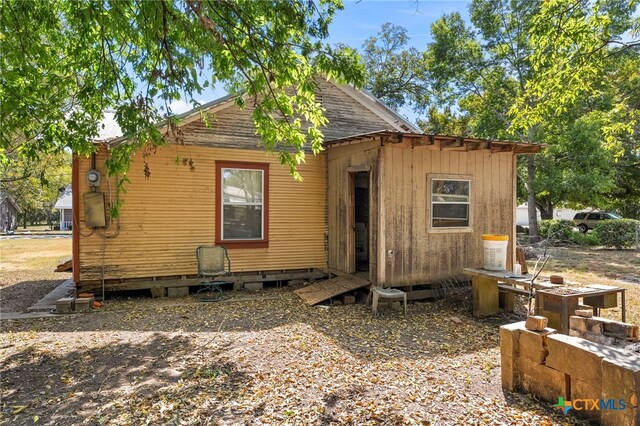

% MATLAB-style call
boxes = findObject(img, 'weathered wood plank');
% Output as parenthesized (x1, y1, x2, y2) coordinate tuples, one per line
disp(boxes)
(294, 274, 370, 305)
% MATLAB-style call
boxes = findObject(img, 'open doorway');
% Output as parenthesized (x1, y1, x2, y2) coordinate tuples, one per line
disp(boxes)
(353, 171, 369, 272)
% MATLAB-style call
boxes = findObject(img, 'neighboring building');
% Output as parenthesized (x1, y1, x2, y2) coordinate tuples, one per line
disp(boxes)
(72, 79, 540, 292)
(54, 187, 73, 230)
(515, 203, 585, 227)
(0, 192, 20, 233)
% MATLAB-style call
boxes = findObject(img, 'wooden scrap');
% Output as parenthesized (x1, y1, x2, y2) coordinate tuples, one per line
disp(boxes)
(515, 248, 528, 274)
(294, 274, 370, 305)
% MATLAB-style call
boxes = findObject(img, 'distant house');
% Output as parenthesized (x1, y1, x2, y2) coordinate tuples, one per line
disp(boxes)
(515, 203, 584, 227)
(72, 79, 541, 293)
(0, 192, 20, 233)
(55, 187, 73, 230)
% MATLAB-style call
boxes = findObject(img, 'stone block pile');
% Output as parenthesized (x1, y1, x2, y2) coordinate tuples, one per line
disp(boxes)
(501, 320, 639, 425)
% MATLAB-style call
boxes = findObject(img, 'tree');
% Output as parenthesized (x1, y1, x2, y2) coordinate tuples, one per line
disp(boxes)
(1, 0, 363, 185)
(422, 0, 638, 237)
(1, 152, 72, 229)
(360, 23, 430, 111)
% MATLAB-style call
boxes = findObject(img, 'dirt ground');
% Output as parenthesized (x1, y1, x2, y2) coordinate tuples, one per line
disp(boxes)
(0, 238, 71, 313)
(0, 241, 638, 425)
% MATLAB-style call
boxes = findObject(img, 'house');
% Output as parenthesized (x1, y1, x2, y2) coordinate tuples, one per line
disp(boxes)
(0, 192, 20, 233)
(72, 79, 540, 293)
(54, 187, 73, 230)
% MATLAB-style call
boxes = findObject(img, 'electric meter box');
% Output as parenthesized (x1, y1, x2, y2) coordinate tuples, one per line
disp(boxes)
(84, 192, 106, 228)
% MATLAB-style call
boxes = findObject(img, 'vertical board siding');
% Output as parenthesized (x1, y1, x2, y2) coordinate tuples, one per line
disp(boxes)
(378, 144, 515, 286)
(77, 145, 326, 283)
(326, 139, 381, 275)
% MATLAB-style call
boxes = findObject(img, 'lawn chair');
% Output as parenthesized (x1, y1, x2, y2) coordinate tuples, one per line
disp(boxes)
(196, 245, 231, 300)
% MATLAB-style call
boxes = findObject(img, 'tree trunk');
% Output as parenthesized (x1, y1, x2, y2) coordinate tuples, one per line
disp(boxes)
(526, 155, 539, 242)
(22, 210, 27, 229)
(537, 198, 554, 220)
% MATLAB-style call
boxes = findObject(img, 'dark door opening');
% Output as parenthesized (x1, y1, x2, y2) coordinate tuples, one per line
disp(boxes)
(354, 171, 369, 272)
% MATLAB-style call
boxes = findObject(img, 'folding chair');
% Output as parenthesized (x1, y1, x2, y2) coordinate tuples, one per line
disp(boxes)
(196, 246, 230, 300)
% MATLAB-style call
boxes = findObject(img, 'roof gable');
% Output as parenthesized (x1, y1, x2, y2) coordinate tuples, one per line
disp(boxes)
(156, 78, 419, 150)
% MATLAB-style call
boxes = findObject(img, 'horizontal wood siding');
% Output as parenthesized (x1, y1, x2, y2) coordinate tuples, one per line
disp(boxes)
(378, 144, 515, 285)
(327, 139, 380, 276)
(77, 145, 326, 283)
(173, 79, 394, 149)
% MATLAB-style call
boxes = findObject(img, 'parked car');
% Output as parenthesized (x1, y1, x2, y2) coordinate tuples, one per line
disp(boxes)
(572, 211, 622, 233)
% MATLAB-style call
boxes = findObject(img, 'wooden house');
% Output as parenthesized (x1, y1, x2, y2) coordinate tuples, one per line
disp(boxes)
(72, 79, 540, 293)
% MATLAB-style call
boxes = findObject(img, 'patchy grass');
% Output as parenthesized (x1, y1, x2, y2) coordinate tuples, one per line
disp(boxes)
(0, 238, 71, 312)
(1, 241, 637, 425)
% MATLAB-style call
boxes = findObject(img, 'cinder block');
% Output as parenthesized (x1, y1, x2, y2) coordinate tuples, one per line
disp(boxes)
(546, 334, 604, 388)
(525, 315, 548, 331)
(518, 359, 569, 403)
(55, 297, 75, 314)
(342, 294, 356, 305)
(571, 378, 602, 422)
(499, 322, 524, 358)
(167, 287, 189, 297)
(150, 287, 167, 298)
(244, 282, 263, 291)
(74, 297, 91, 313)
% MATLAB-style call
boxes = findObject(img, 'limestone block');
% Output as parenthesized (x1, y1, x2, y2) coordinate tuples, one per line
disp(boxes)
(500, 354, 516, 391)
(571, 378, 602, 423)
(601, 354, 640, 412)
(582, 332, 617, 346)
(538, 309, 562, 332)
(519, 328, 555, 364)
(518, 359, 569, 403)
(569, 316, 603, 334)
(167, 287, 189, 297)
(525, 315, 548, 331)
(569, 330, 583, 338)
(546, 334, 604, 388)
(575, 309, 593, 318)
(600, 318, 639, 340)
(499, 322, 524, 358)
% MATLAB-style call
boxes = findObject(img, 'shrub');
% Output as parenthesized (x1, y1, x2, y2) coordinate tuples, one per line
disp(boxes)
(569, 231, 599, 246)
(539, 219, 575, 242)
(593, 219, 640, 250)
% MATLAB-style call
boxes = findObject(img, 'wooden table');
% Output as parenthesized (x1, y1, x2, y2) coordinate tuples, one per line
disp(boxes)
(463, 268, 626, 334)
(536, 285, 626, 334)
(463, 268, 559, 317)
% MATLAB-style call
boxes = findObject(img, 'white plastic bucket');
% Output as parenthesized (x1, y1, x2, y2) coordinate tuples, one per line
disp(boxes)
(482, 234, 509, 271)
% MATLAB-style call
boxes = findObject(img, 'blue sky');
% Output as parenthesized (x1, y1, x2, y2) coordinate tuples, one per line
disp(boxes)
(169, 0, 471, 123)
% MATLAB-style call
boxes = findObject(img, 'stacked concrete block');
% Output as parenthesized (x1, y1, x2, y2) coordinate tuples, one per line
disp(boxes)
(74, 297, 92, 312)
(55, 297, 75, 314)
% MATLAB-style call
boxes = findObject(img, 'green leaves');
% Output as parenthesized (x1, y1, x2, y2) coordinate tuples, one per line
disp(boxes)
(1, 0, 362, 184)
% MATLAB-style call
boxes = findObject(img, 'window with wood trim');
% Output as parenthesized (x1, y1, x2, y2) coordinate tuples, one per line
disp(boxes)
(215, 161, 269, 248)
(430, 177, 471, 229)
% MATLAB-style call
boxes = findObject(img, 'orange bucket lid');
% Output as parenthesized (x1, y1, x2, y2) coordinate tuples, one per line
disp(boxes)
(482, 234, 509, 241)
